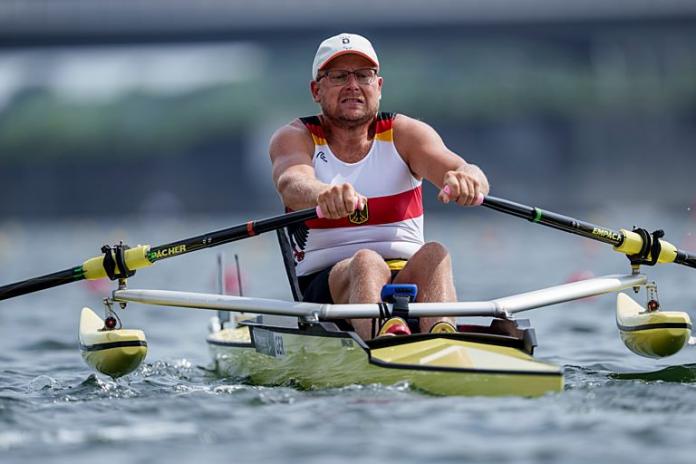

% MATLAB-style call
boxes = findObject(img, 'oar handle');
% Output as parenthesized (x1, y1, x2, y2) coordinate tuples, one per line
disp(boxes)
(440, 185, 485, 206)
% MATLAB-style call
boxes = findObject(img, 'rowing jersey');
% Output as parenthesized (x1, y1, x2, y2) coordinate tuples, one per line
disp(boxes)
(288, 112, 425, 277)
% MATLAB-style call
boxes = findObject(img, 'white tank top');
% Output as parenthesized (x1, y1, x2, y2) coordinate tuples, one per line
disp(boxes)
(288, 113, 425, 276)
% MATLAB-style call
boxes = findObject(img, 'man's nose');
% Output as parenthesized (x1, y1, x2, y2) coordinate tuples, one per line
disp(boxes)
(343, 72, 361, 87)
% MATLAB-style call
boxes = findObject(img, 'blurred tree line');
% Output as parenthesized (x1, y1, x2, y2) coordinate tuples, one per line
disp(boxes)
(2, 29, 694, 163)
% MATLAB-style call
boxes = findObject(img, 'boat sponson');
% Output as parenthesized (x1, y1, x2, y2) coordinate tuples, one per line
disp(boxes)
(79, 307, 147, 378)
(616, 293, 692, 358)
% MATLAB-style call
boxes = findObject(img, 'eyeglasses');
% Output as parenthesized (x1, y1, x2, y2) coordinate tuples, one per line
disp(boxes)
(316, 68, 378, 86)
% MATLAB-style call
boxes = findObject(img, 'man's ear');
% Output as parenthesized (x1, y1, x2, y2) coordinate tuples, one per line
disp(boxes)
(310, 81, 321, 103)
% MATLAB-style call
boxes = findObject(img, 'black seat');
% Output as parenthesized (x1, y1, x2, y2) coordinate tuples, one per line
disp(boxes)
(276, 228, 303, 302)
(277, 226, 359, 333)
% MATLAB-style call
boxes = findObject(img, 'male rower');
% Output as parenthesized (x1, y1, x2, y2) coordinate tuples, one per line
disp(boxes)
(269, 33, 489, 340)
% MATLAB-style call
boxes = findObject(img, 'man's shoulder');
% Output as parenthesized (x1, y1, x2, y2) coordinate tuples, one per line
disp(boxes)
(392, 113, 422, 128)
(269, 119, 315, 157)
(273, 119, 311, 140)
(392, 114, 436, 140)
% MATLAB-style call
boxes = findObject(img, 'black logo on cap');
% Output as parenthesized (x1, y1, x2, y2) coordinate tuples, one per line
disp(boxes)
(342, 37, 350, 44)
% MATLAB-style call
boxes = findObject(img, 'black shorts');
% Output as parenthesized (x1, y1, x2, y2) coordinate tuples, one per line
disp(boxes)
(298, 265, 402, 304)
(298, 267, 335, 303)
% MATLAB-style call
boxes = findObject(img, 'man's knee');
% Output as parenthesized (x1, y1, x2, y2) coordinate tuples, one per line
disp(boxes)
(419, 242, 451, 261)
(350, 249, 390, 278)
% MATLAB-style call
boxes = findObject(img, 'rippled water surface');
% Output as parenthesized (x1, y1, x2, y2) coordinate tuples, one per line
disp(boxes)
(1, 208, 695, 463)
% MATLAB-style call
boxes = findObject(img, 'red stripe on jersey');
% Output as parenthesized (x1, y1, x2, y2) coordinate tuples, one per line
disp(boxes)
(304, 121, 325, 139)
(375, 115, 393, 134)
(306, 185, 423, 229)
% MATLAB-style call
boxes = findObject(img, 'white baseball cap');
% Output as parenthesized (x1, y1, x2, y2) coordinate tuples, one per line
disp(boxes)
(312, 33, 380, 80)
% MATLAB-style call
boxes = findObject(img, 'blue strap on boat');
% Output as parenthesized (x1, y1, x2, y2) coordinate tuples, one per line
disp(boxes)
(380, 284, 418, 303)
(381, 284, 418, 320)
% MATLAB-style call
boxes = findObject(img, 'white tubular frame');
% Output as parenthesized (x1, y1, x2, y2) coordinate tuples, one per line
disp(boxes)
(113, 273, 647, 320)
(113, 274, 647, 320)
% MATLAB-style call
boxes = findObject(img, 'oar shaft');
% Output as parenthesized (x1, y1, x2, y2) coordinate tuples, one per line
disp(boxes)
(0, 208, 319, 301)
(482, 195, 696, 269)
(675, 251, 696, 268)
(482, 196, 624, 246)
(147, 208, 318, 263)
(0, 267, 85, 300)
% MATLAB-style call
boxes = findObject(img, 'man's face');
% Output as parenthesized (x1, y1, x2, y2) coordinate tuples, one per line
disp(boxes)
(310, 54, 383, 128)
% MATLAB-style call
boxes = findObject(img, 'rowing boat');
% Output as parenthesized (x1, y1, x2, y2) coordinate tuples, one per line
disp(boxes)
(2, 195, 694, 396)
(207, 316, 561, 397)
(108, 272, 689, 396)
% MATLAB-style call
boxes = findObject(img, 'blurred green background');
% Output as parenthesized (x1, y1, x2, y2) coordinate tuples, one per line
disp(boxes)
(1, 1, 695, 217)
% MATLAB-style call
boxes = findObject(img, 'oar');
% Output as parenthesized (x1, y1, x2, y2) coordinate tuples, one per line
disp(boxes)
(0, 207, 320, 301)
(5, 191, 694, 300)
(479, 195, 696, 269)
(465, 193, 695, 358)
(441, 186, 695, 268)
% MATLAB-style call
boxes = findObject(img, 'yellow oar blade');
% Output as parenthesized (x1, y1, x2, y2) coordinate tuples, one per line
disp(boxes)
(616, 293, 692, 358)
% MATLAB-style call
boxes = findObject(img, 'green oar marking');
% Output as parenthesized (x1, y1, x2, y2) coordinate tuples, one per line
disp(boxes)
(533, 208, 542, 223)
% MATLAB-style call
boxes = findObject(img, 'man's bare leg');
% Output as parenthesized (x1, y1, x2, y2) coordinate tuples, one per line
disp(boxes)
(392, 242, 457, 333)
(328, 249, 391, 340)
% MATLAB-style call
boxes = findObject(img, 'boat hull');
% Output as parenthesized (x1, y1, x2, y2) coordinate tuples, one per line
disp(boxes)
(207, 316, 563, 397)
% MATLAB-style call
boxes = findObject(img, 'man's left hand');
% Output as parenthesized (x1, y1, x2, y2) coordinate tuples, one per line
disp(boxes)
(437, 166, 489, 206)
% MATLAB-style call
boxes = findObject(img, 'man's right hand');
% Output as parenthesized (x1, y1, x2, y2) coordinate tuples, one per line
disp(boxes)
(317, 183, 367, 219)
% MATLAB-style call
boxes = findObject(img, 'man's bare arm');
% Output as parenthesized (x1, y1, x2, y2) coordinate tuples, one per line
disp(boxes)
(269, 121, 365, 218)
(393, 115, 489, 206)
(270, 122, 323, 210)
